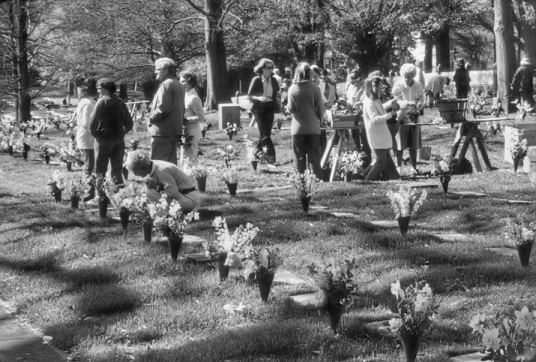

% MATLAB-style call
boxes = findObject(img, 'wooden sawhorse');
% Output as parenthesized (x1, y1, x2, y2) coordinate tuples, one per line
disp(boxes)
(449, 122, 492, 172)
(320, 126, 362, 182)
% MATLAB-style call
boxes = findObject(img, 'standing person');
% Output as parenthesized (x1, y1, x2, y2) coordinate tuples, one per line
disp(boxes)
(89, 78, 133, 185)
(147, 57, 185, 165)
(75, 84, 97, 201)
(392, 64, 425, 175)
(345, 70, 371, 164)
(247, 58, 280, 162)
(360, 76, 400, 181)
(425, 75, 450, 108)
(311, 65, 330, 106)
(453, 59, 471, 99)
(179, 71, 205, 165)
(287, 62, 325, 178)
(273, 68, 283, 88)
(511, 58, 535, 109)
(414, 60, 426, 114)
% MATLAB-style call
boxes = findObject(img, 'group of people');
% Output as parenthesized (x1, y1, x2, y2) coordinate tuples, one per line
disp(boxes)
(75, 57, 202, 214)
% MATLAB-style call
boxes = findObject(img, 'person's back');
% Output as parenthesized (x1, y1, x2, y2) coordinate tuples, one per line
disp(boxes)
(148, 75, 185, 137)
(91, 94, 133, 140)
(287, 81, 323, 135)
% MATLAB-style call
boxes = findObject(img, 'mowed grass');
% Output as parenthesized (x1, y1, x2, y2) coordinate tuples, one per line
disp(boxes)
(1, 107, 536, 361)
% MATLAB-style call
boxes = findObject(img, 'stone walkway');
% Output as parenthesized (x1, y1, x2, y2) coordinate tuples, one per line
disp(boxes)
(0, 304, 67, 362)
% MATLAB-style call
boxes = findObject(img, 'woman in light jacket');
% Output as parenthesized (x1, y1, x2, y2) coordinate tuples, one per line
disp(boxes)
(75, 84, 96, 201)
(362, 76, 400, 181)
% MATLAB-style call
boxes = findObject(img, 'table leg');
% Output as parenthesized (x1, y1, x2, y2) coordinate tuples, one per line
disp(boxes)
(456, 128, 475, 171)
(449, 124, 465, 164)
(329, 134, 344, 182)
(321, 130, 337, 168)
(475, 130, 493, 171)
(468, 139, 482, 172)
(249, 115, 256, 128)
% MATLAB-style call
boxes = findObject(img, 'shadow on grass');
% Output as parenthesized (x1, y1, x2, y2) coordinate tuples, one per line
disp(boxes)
(0, 251, 62, 272)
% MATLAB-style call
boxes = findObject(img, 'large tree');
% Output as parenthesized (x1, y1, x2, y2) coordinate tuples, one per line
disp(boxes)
(494, 0, 516, 109)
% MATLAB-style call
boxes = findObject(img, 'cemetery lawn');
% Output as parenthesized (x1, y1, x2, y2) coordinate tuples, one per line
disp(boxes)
(1, 108, 536, 362)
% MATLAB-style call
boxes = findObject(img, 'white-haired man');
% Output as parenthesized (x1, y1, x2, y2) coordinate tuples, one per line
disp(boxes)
(126, 150, 198, 213)
(147, 57, 185, 165)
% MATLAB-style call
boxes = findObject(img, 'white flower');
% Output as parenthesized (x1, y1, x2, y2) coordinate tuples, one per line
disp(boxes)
(420, 283, 433, 297)
(515, 306, 535, 330)
(390, 280, 405, 299)
(414, 294, 430, 312)
(469, 313, 487, 334)
(227, 145, 233, 150)
(482, 328, 500, 351)
(522, 228, 535, 242)
(389, 318, 403, 332)
(224, 252, 242, 268)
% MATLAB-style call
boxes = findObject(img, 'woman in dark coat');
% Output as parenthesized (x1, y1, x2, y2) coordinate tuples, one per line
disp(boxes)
(453, 59, 471, 99)
(247, 58, 280, 162)
(511, 58, 535, 109)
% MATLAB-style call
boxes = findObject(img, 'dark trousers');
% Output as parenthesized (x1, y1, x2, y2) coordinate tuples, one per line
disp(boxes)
(350, 128, 371, 167)
(365, 148, 399, 181)
(521, 89, 535, 108)
(254, 107, 276, 162)
(95, 139, 125, 185)
(81, 149, 95, 197)
(151, 136, 179, 165)
(292, 134, 322, 179)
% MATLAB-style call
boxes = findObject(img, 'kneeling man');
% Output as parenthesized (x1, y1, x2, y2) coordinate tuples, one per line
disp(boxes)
(126, 150, 198, 213)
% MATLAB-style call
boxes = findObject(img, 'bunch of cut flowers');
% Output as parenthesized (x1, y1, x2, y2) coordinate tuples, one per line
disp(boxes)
(468, 304, 536, 362)
(514, 99, 535, 121)
(148, 193, 199, 237)
(386, 186, 427, 218)
(257, 147, 274, 165)
(306, 258, 358, 315)
(243, 245, 282, 280)
(469, 91, 487, 118)
(226, 122, 242, 138)
(216, 144, 240, 168)
(39, 143, 58, 158)
(244, 134, 259, 162)
(129, 138, 140, 150)
(503, 217, 535, 246)
(388, 280, 440, 336)
(65, 174, 86, 199)
(110, 183, 138, 213)
(337, 151, 367, 175)
(491, 98, 504, 117)
(46, 170, 65, 195)
(59, 142, 83, 166)
(510, 133, 529, 161)
(204, 216, 259, 268)
(432, 156, 452, 183)
(129, 193, 152, 226)
(200, 121, 212, 132)
(188, 161, 211, 180)
(215, 165, 239, 185)
(288, 169, 316, 199)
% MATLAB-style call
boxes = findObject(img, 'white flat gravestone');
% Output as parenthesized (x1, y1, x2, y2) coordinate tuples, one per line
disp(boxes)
(218, 104, 241, 130)
(449, 352, 487, 362)
(363, 319, 397, 337)
(185, 252, 212, 263)
(401, 181, 438, 189)
(433, 233, 469, 242)
(183, 234, 205, 245)
(273, 270, 307, 286)
(332, 212, 359, 218)
(289, 293, 317, 309)
(486, 247, 517, 258)
(450, 191, 486, 197)
(370, 220, 413, 228)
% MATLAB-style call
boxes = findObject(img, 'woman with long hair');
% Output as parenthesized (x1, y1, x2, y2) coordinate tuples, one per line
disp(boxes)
(247, 58, 280, 162)
(361, 76, 400, 181)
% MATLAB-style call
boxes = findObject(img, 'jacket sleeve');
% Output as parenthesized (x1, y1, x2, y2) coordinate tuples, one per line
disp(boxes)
(314, 89, 325, 121)
(149, 81, 172, 124)
(188, 96, 205, 123)
(364, 98, 392, 125)
(247, 77, 260, 100)
(89, 99, 104, 138)
(122, 101, 134, 133)
(287, 86, 296, 114)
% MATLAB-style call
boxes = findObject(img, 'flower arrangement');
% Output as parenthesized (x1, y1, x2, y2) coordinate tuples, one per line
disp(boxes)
(430, 117, 446, 125)
(503, 217, 535, 246)
(205, 217, 259, 267)
(188, 162, 210, 180)
(469, 305, 536, 362)
(432, 157, 452, 183)
(274, 113, 286, 129)
(288, 169, 317, 199)
(59, 142, 83, 166)
(110, 183, 137, 212)
(337, 151, 367, 174)
(469, 91, 487, 118)
(243, 246, 282, 279)
(510, 133, 529, 160)
(514, 99, 535, 121)
(216, 144, 240, 167)
(65, 120, 76, 138)
(215, 166, 239, 184)
(406, 108, 420, 123)
(256, 147, 274, 165)
(39, 143, 58, 158)
(129, 138, 140, 150)
(18, 122, 29, 136)
(244, 134, 259, 162)
(148, 194, 199, 237)
(46, 170, 65, 195)
(200, 121, 212, 132)
(94, 174, 113, 203)
(491, 98, 504, 117)
(129, 193, 152, 226)
(440, 87, 454, 100)
(226, 122, 242, 139)
(386, 187, 427, 218)
(306, 258, 358, 314)
(65, 175, 86, 198)
(388, 280, 439, 335)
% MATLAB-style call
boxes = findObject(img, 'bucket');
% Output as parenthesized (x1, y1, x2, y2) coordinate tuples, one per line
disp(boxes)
(417, 147, 431, 162)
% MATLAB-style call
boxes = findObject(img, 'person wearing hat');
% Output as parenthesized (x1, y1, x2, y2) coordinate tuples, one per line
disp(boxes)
(453, 59, 471, 99)
(511, 58, 535, 109)
(248, 58, 280, 162)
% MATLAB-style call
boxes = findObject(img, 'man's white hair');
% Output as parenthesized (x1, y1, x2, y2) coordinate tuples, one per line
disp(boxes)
(155, 57, 175, 72)
(400, 63, 417, 78)
(125, 150, 151, 172)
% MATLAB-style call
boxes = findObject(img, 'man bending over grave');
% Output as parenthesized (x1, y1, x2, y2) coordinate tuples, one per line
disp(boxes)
(126, 150, 198, 214)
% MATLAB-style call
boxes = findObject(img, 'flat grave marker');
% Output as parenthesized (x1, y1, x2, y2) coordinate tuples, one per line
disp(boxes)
(401, 181, 439, 189)
(449, 352, 487, 362)
(433, 233, 469, 242)
(273, 270, 307, 286)
(449, 191, 486, 197)
(332, 212, 359, 218)
(185, 252, 212, 263)
(486, 246, 517, 258)
(288, 293, 317, 309)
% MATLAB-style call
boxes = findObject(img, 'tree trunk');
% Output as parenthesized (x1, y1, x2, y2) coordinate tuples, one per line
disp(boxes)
(15, 0, 31, 124)
(494, 0, 517, 111)
(424, 35, 434, 73)
(434, 24, 450, 71)
(204, 0, 231, 111)
(517, 0, 536, 64)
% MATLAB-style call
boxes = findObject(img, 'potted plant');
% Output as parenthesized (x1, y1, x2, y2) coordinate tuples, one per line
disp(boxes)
(129, 138, 140, 150)
(491, 97, 504, 117)
(59, 142, 84, 172)
(337, 151, 367, 182)
(111, 184, 137, 230)
(274, 113, 285, 130)
(216, 166, 239, 196)
(469, 305, 536, 362)
(46, 170, 65, 203)
(225, 122, 242, 141)
(39, 143, 58, 165)
(503, 217, 535, 267)
(386, 187, 427, 236)
(509, 133, 529, 173)
(244, 134, 260, 171)
(216, 144, 240, 169)
(243, 246, 282, 302)
(189, 163, 210, 193)
(148, 194, 199, 261)
(289, 169, 316, 213)
(200, 121, 212, 139)
(95, 175, 111, 218)
(204, 217, 258, 281)
(306, 258, 358, 334)
(432, 157, 452, 193)
(65, 175, 85, 209)
(388, 280, 440, 362)
(129, 193, 153, 242)
(256, 147, 275, 165)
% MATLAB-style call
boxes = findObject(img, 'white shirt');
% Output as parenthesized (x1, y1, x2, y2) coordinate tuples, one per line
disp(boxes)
(184, 88, 205, 124)
(75, 98, 96, 149)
